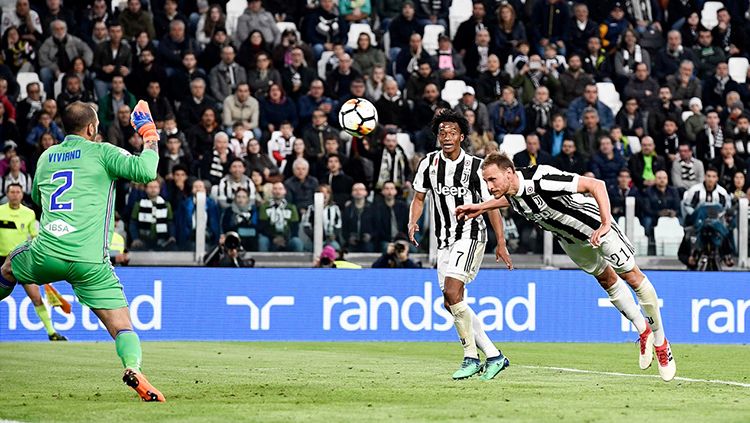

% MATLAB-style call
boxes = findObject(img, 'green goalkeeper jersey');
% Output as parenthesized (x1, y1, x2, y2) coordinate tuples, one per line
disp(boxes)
(31, 135, 158, 263)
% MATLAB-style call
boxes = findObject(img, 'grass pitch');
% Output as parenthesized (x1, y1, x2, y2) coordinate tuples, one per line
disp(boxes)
(1, 342, 749, 422)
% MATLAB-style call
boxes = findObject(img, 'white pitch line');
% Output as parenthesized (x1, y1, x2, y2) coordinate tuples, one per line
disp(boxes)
(518, 365, 750, 388)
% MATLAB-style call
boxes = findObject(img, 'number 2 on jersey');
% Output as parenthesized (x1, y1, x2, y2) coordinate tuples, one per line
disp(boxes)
(50, 170, 74, 211)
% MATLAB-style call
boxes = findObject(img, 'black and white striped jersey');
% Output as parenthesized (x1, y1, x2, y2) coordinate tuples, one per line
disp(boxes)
(413, 149, 492, 249)
(506, 165, 623, 245)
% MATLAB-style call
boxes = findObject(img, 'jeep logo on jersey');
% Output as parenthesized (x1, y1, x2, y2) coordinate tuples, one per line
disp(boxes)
(44, 219, 77, 237)
(436, 183, 469, 197)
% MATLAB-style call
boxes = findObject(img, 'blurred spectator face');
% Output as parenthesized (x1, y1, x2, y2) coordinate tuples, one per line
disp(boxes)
(324, 137, 339, 154)
(655, 170, 669, 189)
(140, 49, 155, 65)
(230, 160, 246, 179)
(679, 61, 693, 79)
(40, 133, 55, 150)
(624, 98, 638, 114)
(617, 170, 631, 189)
(192, 179, 206, 195)
(733, 171, 745, 191)
(117, 105, 131, 125)
(417, 62, 432, 77)
(476, 29, 490, 47)
(249, 0, 262, 12)
(641, 137, 655, 155)
(231, 84, 248, 102)
(136, 31, 150, 48)
(716, 62, 729, 78)
(583, 111, 599, 129)
(534, 86, 549, 103)
(725, 92, 740, 108)
(320, 0, 334, 12)
(51, 20, 67, 40)
(293, 161, 309, 180)
(16, 0, 29, 16)
(599, 137, 613, 155)
(43, 99, 57, 117)
(169, 21, 185, 41)
(145, 180, 160, 199)
(309, 80, 325, 98)
(583, 85, 598, 104)
(737, 117, 750, 132)
(663, 120, 677, 135)
(339, 54, 352, 72)
(384, 79, 398, 97)
(247, 139, 261, 154)
(93, 0, 106, 17)
(271, 182, 286, 199)
(487, 54, 500, 72)
(9, 155, 20, 171)
(623, 30, 637, 48)
(561, 139, 576, 155)
(383, 133, 397, 151)
(0, 80, 8, 97)
(165, 0, 177, 14)
(357, 34, 370, 50)
(93, 21, 108, 40)
(39, 113, 52, 128)
(127, 0, 141, 13)
(221, 46, 235, 64)
(147, 81, 160, 98)
(5, 27, 18, 44)
(312, 110, 327, 127)
(269, 84, 282, 101)
(26, 83, 41, 101)
(635, 63, 648, 80)
(528, 55, 543, 71)
(462, 91, 475, 106)
(698, 31, 712, 47)
(705, 170, 718, 190)
(291, 48, 304, 67)
(587, 37, 601, 54)
(256, 54, 270, 70)
(203, 109, 217, 127)
(112, 76, 125, 94)
(173, 168, 188, 184)
(182, 54, 198, 71)
(191, 79, 206, 98)
(501, 87, 515, 103)
(250, 170, 263, 186)
(292, 138, 305, 154)
(552, 114, 565, 131)
(213, 132, 228, 151)
(381, 182, 397, 200)
(525, 135, 540, 154)
(721, 142, 736, 159)
(423, 83, 439, 102)
(438, 37, 451, 52)
(574, 3, 588, 21)
(167, 137, 181, 154)
(610, 5, 625, 20)
(568, 55, 581, 71)
(351, 183, 367, 200)
(372, 65, 385, 82)
(234, 189, 250, 208)
(402, 2, 414, 19)
(658, 87, 671, 103)
(464, 109, 475, 126)
(327, 155, 341, 173)
(667, 31, 681, 50)
(213, 30, 228, 46)
(164, 118, 178, 133)
(6, 184, 22, 204)
(350, 80, 366, 97)
(499, 5, 513, 24)
(109, 24, 123, 44)
(280, 122, 293, 138)
(610, 127, 622, 140)
(129, 133, 143, 151)
(717, 9, 730, 25)
(472, 2, 485, 19)
(409, 33, 421, 52)
(706, 112, 719, 129)
(678, 144, 693, 160)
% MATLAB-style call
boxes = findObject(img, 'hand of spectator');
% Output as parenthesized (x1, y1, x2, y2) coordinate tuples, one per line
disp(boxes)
(362, 233, 371, 243)
(103, 65, 115, 73)
(652, 22, 662, 32)
(645, 90, 652, 97)
(520, 64, 529, 75)
(120, 66, 130, 76)
(273, 236, 286, 247)
(635, 128, 644, 137)
(730, 45, 740, 56)
(539, 38, 549, 47)
(219, 234, 226, 245)
(324, 43, 333, 51)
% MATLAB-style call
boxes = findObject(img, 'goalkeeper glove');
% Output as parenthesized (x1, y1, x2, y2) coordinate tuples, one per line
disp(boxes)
(130, 100, 159, 143)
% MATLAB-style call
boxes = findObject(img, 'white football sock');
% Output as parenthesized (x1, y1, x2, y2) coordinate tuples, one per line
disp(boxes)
(449, 301, 478, 359)
(606, 278, 647, 333)
(470, 308, 500, 359)
(634, 276, 666, 345)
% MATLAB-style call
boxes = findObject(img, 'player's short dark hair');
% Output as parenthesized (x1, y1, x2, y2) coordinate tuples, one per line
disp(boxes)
(482, 152, 515, 172)
(62, 101, 97, 134)
(431, 109, 469, 137)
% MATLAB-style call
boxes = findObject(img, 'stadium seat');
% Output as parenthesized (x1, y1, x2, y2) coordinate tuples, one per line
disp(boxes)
(728, 57, 749, 83)
(617, 216, 648, 256)
(16, 72, 42, 101)
(504, 54, 517, 77)
(701, 1, 724, 30)
(346, 23, 377, 50)
(596, 82, 621, 115)
(441, 80, 466, 107)
(499, 134, 527, 158)
(276, 21, 301, 40)
(318, 50, 334, 81)
(627, 136, 641, 154)
(681, 111, 694, 122)
(383, 30, 391, 53)
(654, 217, 684, 256)
(226, 0, 246, 36)
(53, 73, 64, 99)
(396, 133, 415, 160)
(422, 24, 445, 55)
(448, 0, 472, 39)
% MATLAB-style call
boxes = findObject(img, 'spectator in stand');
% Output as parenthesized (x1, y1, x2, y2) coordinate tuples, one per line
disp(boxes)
(97, 75, 136, 130)
(454, 87, 490, 137)
(25, 111, 63, 147)
(553, 138, 586, 174)
(258, 181, 303, 252)
(302, 108, 339, 158)
(284, 158, 319, 212)
(613, 28, 650, 84)
(374, 79, 411, 131)
(581, 36, 609, 81)
(646, 86, 680, 141)
(731, 115, 750, 160)
(237, 30, 271, 72)
(268, 121, 296, 170)
(298, 79, 336, 129)
(600, 3, 628, 53)
(189, 108, 222, 160)
(641, 170, 681, 235)
(316, 135, 344, 179)
(712, 8, 744, 57)
(628, 136, 665, 190)
(0, 104, 19, 147)
(158, 19, 199, 76)
(199, 28, 231, 75)
(493, 3, 526, 61)
(568, 3, 598, 56)
(476, 54, 509, 104)
(177, 78, 218, 130)
(172, 52, 207, 102)
(623, 63, 658, 109)
(365, 65, 387, 102)
(283, 138, 315, 180)
(388, 1, 423, 59)
(281, 47, 317, 102)
(678, 11, 701, 48)
(234, 0, 280, 48)
(615, 97, 645, 138)
(432, 34, 465, 85)
(453, 1, 490, 55)
(511, 54, 560, 105)
(557, 54, 594, 108)
(566, 83, 614, 132)
(693, 29, 725, 80)
(394, 33, 431, 88)
(367, 130, 412, 192)
(729, 171, 748, 206)
(213, 158, 256, 209)
(702, 62, 740, 112)
(159, 135, 192, 179)
(573, 107, 608, 160)
(529, 0, 569, 55)
(38, 20, 93, 97)
(208, 45, 247, 101)
(92, 22, 131, 100)
(175, 179, 221, 249)
(352, 33, 385, 79)
(711, 142, 746, 191)
(654, 118, 682, 163)
(143, 81, 173, 129)
(464, 109, 495, 157)
(373, 181, 408, 251)
(246, 138, 281, 182)
(1, 26, 35, 75)
(541, 113, 568, 156)
(405, 59, 439, 102)
(608, 168, 639, 220)
(220, 187, 259, 251)
(301, 184, 342, 249)
(302, 0, 343, 59)
(672, 143, 704, 192)
(130, 179, 176, 251)
(414, 0, 449, 27)
(1, 0, 42, 47)
(654, 31, 698, 83)
(513, 133, 552, 167)
(259, 84, 298, 137)
(29, 133, 56, 176)
(0, 141, 25, 177)
(118, 0, 155, 40)
(724, 102, 746, 135)
(664, 61, 700, 111)
(325, 53, 361, 100)
(222, 83, 259, 132)
(199, 131, 234, 186)
(89, 21, 109, 49)
(489, 86, 525, 142)
(247, 52, 281, 99)
(681, 167, 732, 224)
(106, 104, 135, 148)
(128, 48, 167, 100)
(590, 135, 626, 190)
(154, 0, 188, 40)
(696, 110, 726, 166)
(342, 183, 375, 252)
(195, 4, 224, 49)
(131, 30, 156, 62)
(525, 86, 558, 137)
(463, 28, 495, 81)
(323, 154, 354, 208)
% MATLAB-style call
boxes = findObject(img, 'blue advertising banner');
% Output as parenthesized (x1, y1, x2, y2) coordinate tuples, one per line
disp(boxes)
(1, 268, 749, 343)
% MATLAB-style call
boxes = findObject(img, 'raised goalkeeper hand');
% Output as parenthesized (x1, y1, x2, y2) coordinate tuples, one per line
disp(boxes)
(130, 100, 159, 144)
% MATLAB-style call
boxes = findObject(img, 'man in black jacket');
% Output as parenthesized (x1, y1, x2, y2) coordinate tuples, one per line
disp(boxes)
(513, 134, 552, 167)
(373, 181, 409, 251)
(552, 138, 586, 174)
(452, 1, 491, 55)
(342, 183, 376, 252)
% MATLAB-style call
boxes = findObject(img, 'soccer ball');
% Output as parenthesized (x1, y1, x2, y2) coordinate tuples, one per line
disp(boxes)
(338, 98, 378, 137)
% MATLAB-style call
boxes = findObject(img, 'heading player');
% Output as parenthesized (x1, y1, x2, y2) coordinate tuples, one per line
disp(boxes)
(456, 153, 676, 381)
(0, 101, 166, 400)
(409, 110, 513, 381)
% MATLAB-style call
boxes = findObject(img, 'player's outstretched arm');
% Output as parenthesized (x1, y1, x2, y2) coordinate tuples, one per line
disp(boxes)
(455, 197, 509, 220)
(576, 176, 611, 247)
(101, 101, 160, 184)
(408, 191, 426, 247)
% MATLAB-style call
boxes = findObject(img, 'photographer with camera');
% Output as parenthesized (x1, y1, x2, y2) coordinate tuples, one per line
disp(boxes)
(204, 231, 255, 267)
(372, 240, 421, 268)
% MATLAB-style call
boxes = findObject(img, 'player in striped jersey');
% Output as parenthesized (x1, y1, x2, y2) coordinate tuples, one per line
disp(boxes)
(456, 153, 676, 382)
(409, 110, 512, 381)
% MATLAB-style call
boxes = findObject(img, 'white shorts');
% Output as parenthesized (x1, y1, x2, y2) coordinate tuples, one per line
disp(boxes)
(559, 222, 636, 276)
(437, 238, 486, 291)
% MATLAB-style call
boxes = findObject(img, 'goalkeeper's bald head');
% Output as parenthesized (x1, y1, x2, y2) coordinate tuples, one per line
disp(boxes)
(63, 101, 99, 140)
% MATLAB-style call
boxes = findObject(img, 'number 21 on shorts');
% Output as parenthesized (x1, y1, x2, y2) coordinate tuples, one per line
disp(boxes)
(50, 170, 74, 211)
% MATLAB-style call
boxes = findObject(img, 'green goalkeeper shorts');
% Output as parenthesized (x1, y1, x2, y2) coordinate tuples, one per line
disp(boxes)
(9, 241, 127, 310)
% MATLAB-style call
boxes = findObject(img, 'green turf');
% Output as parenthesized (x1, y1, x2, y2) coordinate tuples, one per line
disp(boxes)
(1, 342, 749, 422)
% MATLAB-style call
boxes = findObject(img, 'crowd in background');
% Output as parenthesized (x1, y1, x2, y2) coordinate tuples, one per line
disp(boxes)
(0, 0, 748, 259)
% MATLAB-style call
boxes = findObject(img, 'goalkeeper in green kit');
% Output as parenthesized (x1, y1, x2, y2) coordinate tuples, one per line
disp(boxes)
(0, 101, 165, 402)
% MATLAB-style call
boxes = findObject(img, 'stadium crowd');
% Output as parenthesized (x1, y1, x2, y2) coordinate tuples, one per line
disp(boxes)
(0, 0, 749, 259)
